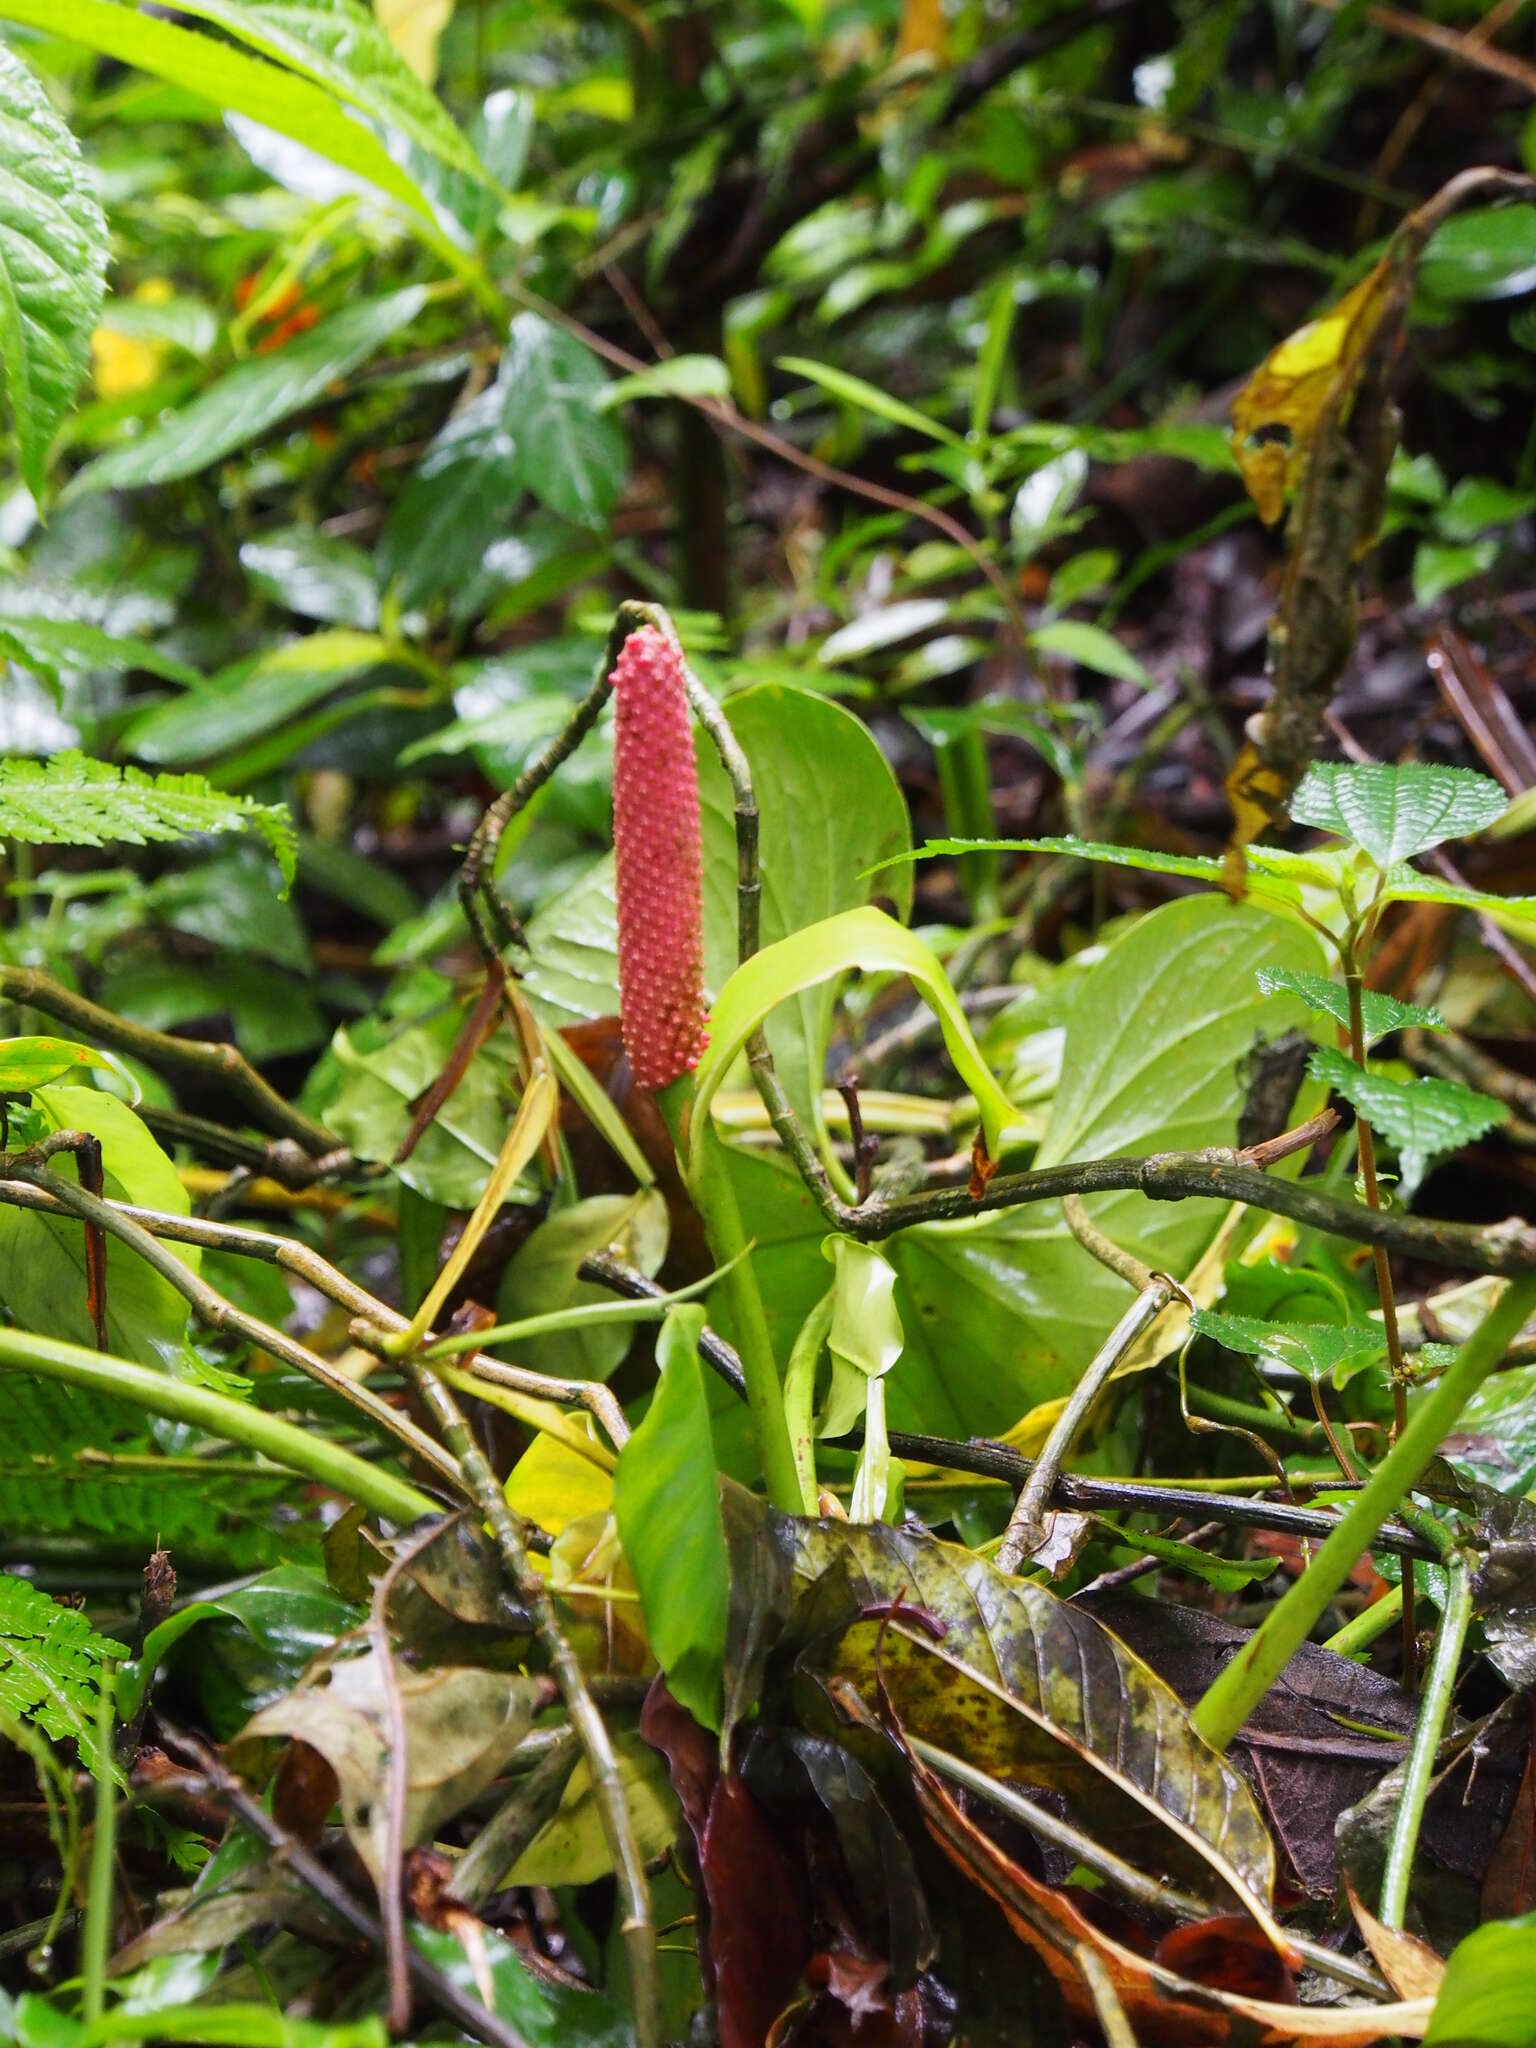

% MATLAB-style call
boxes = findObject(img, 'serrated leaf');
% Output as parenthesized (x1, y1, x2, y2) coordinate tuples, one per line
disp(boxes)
(67, 288, 429, 497)
(1377, 866, 1536, 942)
(0, 45, 108, 497)
(1193, 1307, 1386, 1387)
(498, 313, 626, 529)
(1310, 1042, 1507, 1193)
(1290, 761, 1508, 865)
(0, 752, 295, 886)
(0, 1571, 114, 1770)
(1, 0, 447, 232)
(1256, 965, 1444, 1043)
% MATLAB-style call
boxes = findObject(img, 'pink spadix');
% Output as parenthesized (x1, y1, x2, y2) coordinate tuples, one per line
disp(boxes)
(610, 626, 709, 1090)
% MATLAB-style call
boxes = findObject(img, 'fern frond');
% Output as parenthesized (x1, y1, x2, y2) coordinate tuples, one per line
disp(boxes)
(0, 753, 295, 889)
(0, 1573, 113, 1768)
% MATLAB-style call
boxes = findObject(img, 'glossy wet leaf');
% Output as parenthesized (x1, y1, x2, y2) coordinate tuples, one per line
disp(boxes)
(1193, 1307, 1386, 1387)
(614, 1306, 729, 1728)
(1309, 1043, 1506, 1193)
(1424, 1912, 1536, 2046)
(0, 613, 202, 689)
(0, 46, 107, 498)
(1257, 966, 1444, 1042)
(0, 1036, 138, 1098)
(239, 528, 380, 629)
(1289, 762, 1508, 867)
(1028, 618, 1152, 689)
(884, 896, 1322, 1435)
(499, 314, 627, 529)
(69, 289, 429, 496)
(789, 1512, 1280, 1917)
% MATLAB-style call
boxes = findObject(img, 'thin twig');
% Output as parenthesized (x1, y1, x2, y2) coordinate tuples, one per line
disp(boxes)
(399, 1361, 662, 2048)
(150, 1722, 535, 2048)
(0, 965, 337, 1153)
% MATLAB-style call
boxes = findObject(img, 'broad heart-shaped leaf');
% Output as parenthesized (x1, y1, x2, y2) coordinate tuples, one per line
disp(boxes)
(1309, 1043, 1506, 1195)
(320, 1003, 544, 1210)
(0, 0, 444, 230)
(1424, 1912, 1536, 2047)
(884, 896, 1325, 1435)
(1256, 965, 1444, 1043)
(1290, 761, 1508, 865)
(786, 1513, 1280, 1921)
(0, 752, 295, 887)
(613, 1306, 729, 1731)
(691, 906, 1023, 1164)
(499, 314, 627, 530)
(697, 685, 912, 1137)
(67, 288, 429, 497)
(524, 682, 914, 1133)
(0, 46, 107, 499)
(1192, 1307, 1387, 1388)
(0, 1085, 200, 1372)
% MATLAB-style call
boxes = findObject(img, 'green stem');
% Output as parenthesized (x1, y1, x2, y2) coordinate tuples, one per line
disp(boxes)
(685, 1112, 804, 1513)
(81, 1680, 117, 2026)
(0, 1327, 439, 1527)
(1191, 1272, 1536, 1752)
(1380, 1549, 1471, 1929)
(1322, 1584, 1404, 1659)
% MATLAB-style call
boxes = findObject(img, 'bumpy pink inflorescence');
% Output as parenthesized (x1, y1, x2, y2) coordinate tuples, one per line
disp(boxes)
(610, 626, 709, 1090)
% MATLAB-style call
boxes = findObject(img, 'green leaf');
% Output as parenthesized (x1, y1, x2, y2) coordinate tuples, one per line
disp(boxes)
(0, 0, 443, 231)
(594, 353, 732, 408)
(1309, 1042, 1507, 1192)
(1377, 865, 1536, 941)
(504, 1734, 678, 1891)
(1028, 618, 1153, 689)
(613, 1305, 729, 1729)
(818, 598, 952, 666)
(1413, 537, 1496, 606)
(691, 904, 1024, 1164)
(1424, 1912, 1536, 2046)
(1289, 761, 1508, 865)
(0, 614, 202, 689)
(320, 1003, 542, 1210)
(240, 528, 380, 629)
(0, 1571, 114, 1770)
(67, 289, 429, 498)
(0, 752, 295, 887)
(1255, 965, 1444, 1043)
(496, 1191, 668, 1383)
(1010, 448, 1089, 563)
(0, 1036, 138, 1098)
(776, 355, 963, 445)
(1418, 202, 1536, 303)
(0, 1085, 200, 1372)
(885, 896, 1324, 1435)
(160, 0, 489, 189)
(499, 313, 626, 530)
(1437, 475, 1536, 541)
(0, 46, 107, 498)
(123, 632, 390, 764)
(18, 1999, 385, 2048)
(1192, 1307, 1386, 1387)
(379, 383, 523, 610)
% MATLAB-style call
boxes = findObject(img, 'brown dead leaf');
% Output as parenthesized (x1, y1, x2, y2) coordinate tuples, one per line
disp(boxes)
(1346, 1883, 1445, 2001)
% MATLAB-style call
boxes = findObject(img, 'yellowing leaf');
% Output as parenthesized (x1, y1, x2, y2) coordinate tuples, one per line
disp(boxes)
(506, 1429, 614, 1536)
(373, 0, 452, 84)
(896, 0, 947, 63)
(1230, 268, 1394, 525)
